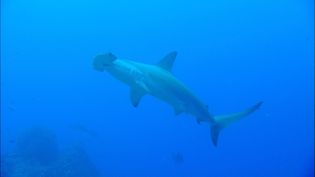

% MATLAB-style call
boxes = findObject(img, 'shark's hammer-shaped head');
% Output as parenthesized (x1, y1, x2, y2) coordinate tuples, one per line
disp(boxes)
(93, 52, 117, 72)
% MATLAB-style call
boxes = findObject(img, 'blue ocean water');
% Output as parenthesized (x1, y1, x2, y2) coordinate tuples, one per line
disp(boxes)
(1, 0, 314, 176)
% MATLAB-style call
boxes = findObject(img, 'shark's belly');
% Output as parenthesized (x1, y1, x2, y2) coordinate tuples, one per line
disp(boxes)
(130, 64, 211, 120)
(149, 84, 183, 108)
(144, 71, 201, 115)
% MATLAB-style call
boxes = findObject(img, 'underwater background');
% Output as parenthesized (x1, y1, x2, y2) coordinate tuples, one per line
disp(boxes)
(1, 0, 314, 176)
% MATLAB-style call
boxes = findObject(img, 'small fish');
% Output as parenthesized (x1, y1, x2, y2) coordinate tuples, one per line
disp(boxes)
(8, 104, 16, 112)
(70, 124, 98, 137)
(172, 152, 184, 164)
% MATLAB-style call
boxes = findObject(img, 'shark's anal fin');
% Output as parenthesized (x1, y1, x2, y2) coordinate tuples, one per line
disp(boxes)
(130, 87, 146, 107)
(157, 51, 177, 72)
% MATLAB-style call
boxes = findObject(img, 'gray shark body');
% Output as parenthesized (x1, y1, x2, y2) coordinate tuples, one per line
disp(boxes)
(93, 52, 262, 146)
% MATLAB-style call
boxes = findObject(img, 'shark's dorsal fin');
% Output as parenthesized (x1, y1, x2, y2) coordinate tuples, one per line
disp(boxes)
(157, 51, 177, 72)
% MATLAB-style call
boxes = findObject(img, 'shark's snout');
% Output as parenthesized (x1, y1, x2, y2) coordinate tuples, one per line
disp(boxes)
(93, 52, 117, 72)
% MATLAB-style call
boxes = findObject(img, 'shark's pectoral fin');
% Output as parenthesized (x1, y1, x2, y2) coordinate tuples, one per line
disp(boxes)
(130, 87, 146, 107)
(157, 51, 177, 72)
(210, 124, 221, 146)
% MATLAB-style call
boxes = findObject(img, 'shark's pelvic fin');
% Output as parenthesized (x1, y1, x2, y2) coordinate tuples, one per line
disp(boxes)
(174, 105, 184, 115)
(211, 101, 263, 146)
(157, 51, 177, 72)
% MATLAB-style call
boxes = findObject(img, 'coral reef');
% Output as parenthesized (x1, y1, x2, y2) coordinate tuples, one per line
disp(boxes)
(2, 127, 100, 177)
(16, 127, 59, 166)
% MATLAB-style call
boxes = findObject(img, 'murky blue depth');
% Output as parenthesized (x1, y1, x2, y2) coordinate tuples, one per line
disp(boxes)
(1, 0, 314, 176)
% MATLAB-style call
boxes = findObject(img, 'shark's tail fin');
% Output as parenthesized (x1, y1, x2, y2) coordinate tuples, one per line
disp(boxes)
(210, 101, 263, 146)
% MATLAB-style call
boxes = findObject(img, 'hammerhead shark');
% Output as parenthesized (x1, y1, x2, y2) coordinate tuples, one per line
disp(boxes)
(93, 51, 262, 146)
